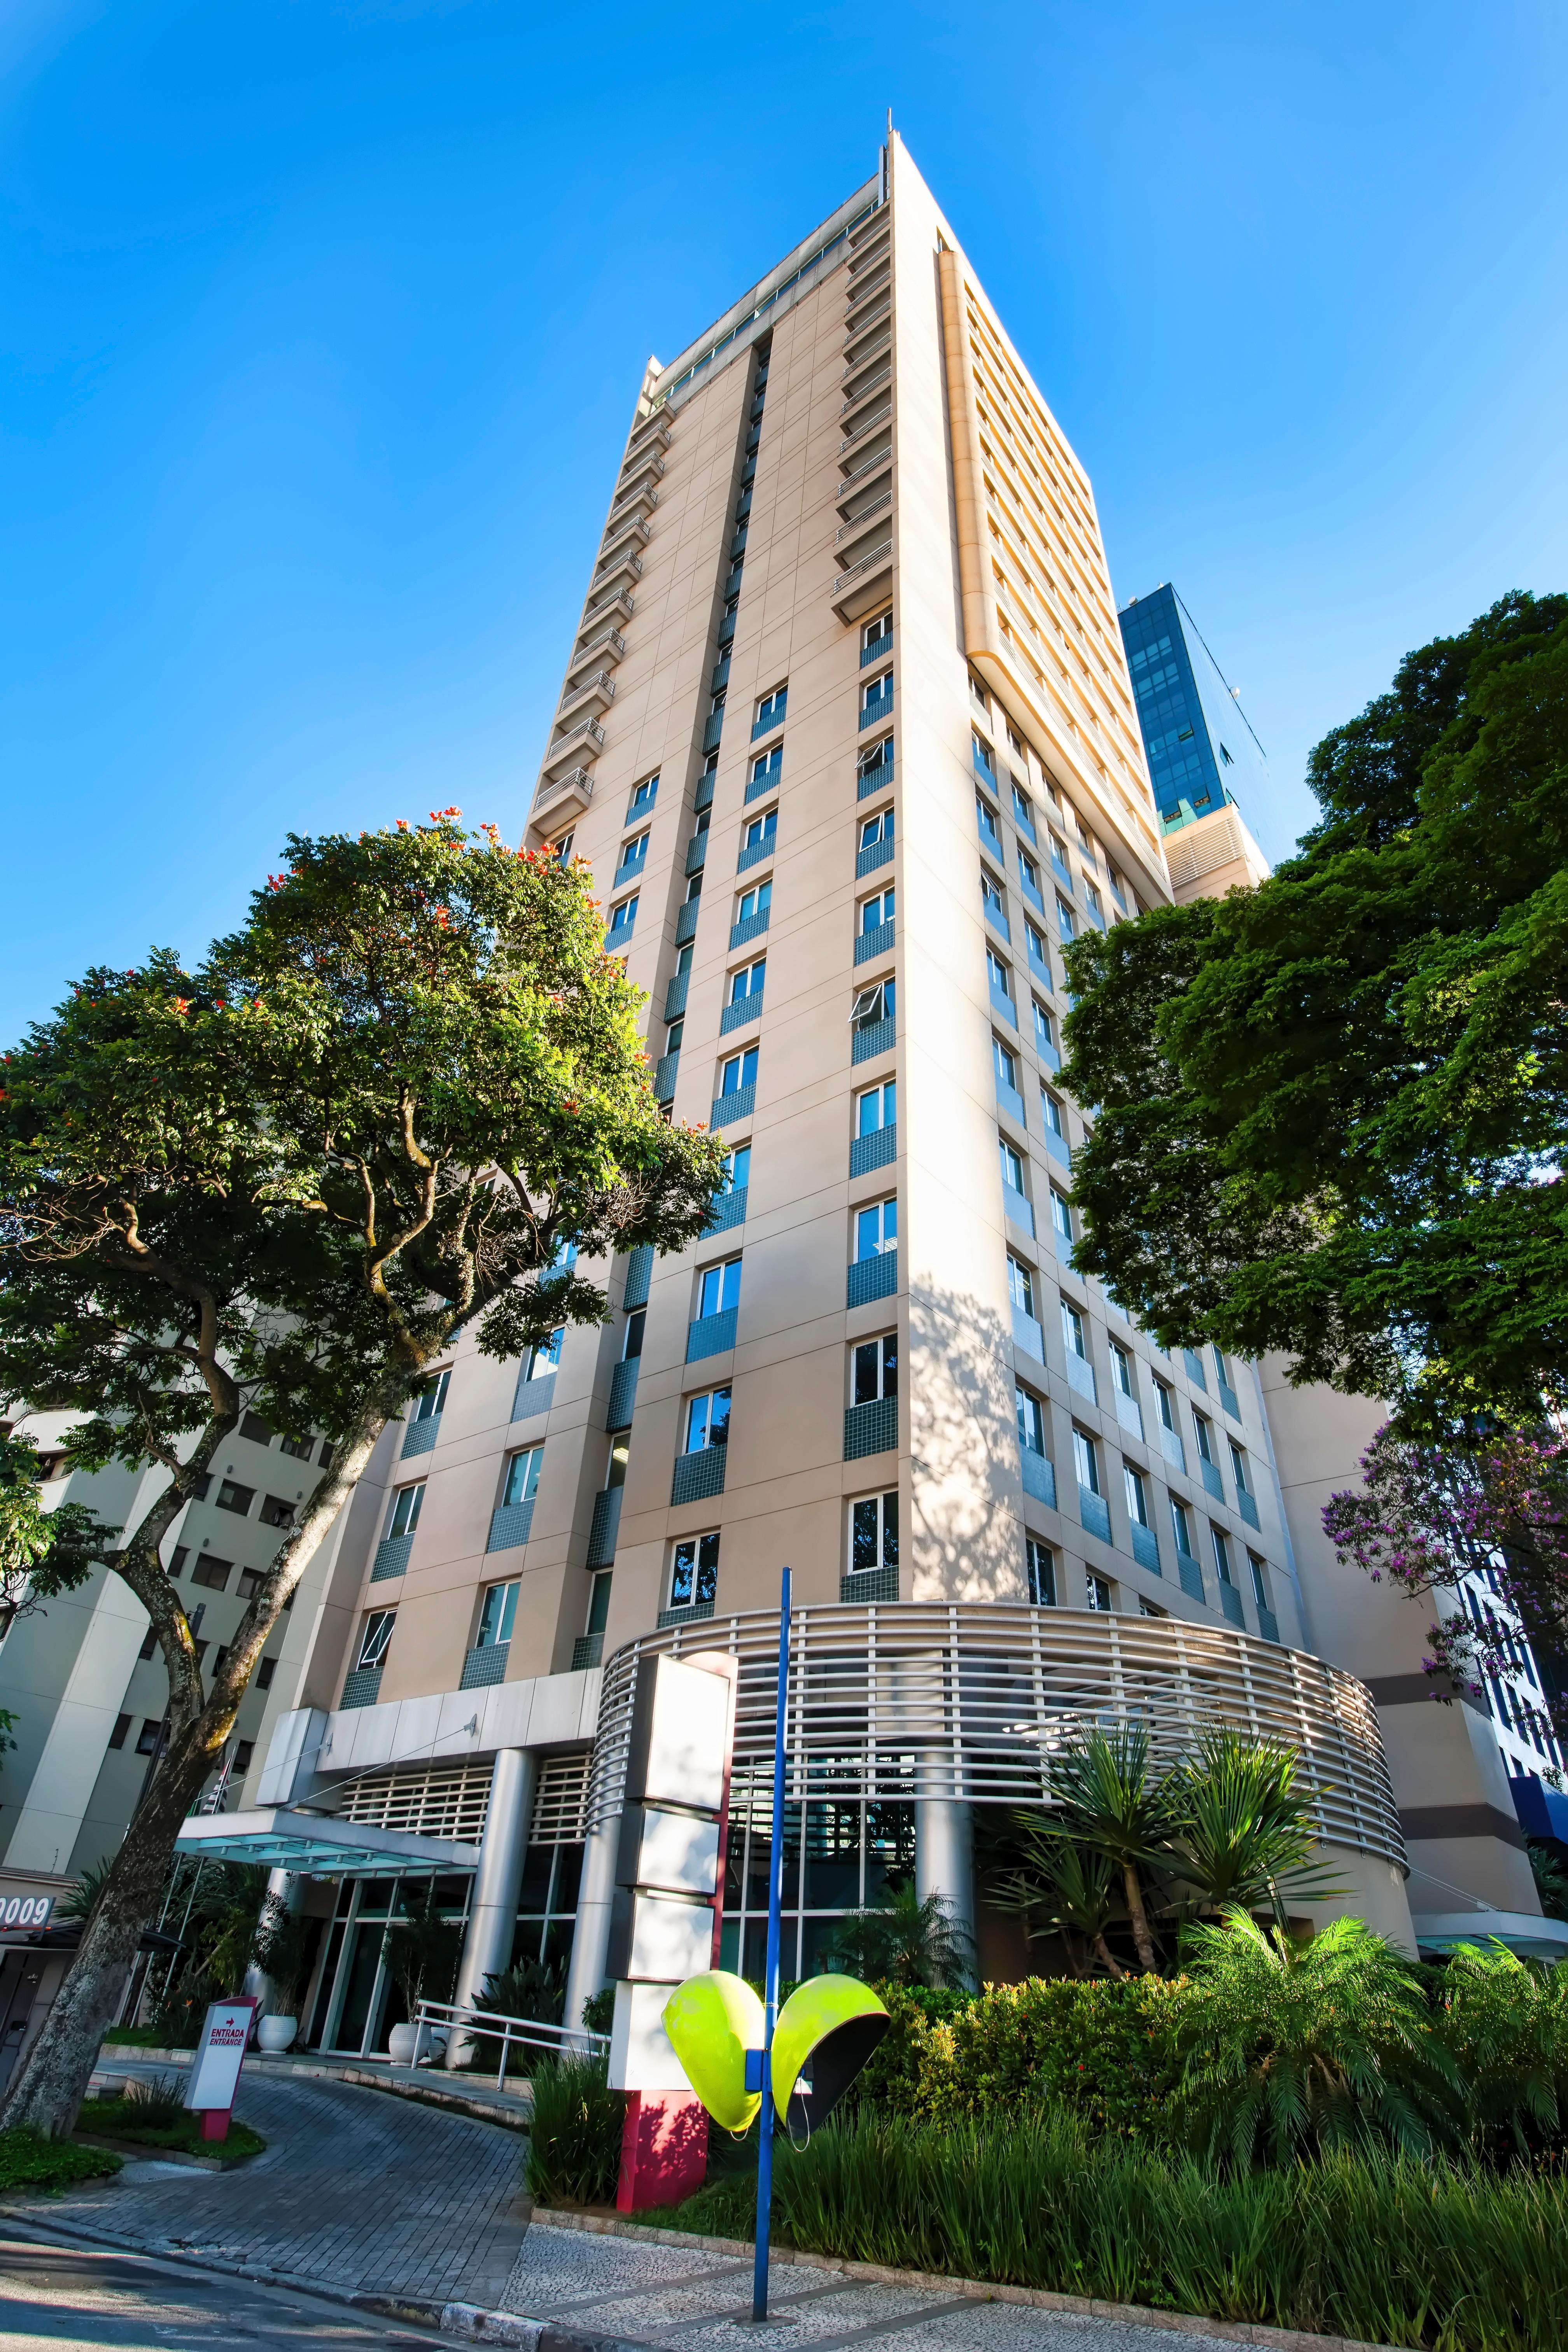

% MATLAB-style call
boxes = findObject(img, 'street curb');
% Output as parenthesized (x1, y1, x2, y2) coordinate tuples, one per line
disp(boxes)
(91, 2046, 532, 2131)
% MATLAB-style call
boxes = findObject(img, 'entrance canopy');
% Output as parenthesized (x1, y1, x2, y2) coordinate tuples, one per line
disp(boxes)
(175, 1806, 480, 1878)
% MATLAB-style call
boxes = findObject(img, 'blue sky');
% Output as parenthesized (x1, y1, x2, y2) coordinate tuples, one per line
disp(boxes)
(4, 1, 1564, 1038)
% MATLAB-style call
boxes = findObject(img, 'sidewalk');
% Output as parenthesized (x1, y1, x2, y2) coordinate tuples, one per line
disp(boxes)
(94, 2043, 534, 2129)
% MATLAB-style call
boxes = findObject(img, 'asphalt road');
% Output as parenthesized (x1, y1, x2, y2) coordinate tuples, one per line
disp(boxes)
(0, 2231, 441, 2352)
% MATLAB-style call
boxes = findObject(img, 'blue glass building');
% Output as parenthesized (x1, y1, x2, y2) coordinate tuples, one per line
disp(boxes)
(1118, 583, 1269, 838)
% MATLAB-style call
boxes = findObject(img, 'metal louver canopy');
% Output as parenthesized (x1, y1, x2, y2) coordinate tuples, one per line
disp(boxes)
(175, 1806, 480, 1877)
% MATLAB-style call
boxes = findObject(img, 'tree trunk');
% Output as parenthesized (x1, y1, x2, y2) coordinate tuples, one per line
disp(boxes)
(1092, 1933, 1129, 1981)
(0, 1736, 211, 2137)
(1121, 1860, 1159, 1974)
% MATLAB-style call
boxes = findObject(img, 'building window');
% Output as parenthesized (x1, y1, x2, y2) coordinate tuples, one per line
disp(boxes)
(527, 1329, 563, 1380)
(1025, 1536, 1056, 1606)
(1124, 1463, 1151, 1527)
(993, 1037, 1018, 1090)
(859, 886, 895, 934)
(259, 1494, 294, 1529)
(858, 736, 892, 782)
(858, 1078, 895, 1136)
(411, 1369, 452, 1422)
(1086, 1572, 1113, 1612)
(1228, 1442, 1253, 1501)
(1083, 879, 1104, 924)
(237, 1566, 266, 1599)
(167, 1547, 189, 1577)
(191, 1556, 231, 1592)
(981, 871, 1007, 924)
(1061, 1297, 1089, 1363)
(135, 1718, 164, 1757)
(1194, 1412, 1217, 1467)
(863, 612, 892, 657)
(860, 807, 894, 854)
(1012, 779, 1034, 831)
(736, 879, 772, 925)
(476, 1580, 520, 1648)
(621, 1307, 646, 1363)
(620, 828, 650, 869)
(1109, 1341, 1134, 1398)
(357, 1610, 395, 1671)
(215, 1480, 254, 1517)
(1007, 1254, 1035, 1317)
(1041, 1090, 1066, 1141)
(853, 1333, 898, 1405)
(850, 979, 894, 1031)
(385, 1484, 424, 1541)
(670, 1531, 719, 1613)
(608, 894, 639, 937)
(1016, 1384, 1047, 1456)
(627, 773, 659, 819)
(1050, 1188, 1073, 1242)
(502, 1447, 542, 1507)
(977, 792, 1003, 851)
(1155, 1381, 1178, 1433)
(849, 1491, 898, 1577)
(755, 684, 788, 732)
(987, 947, 1013, 1003)
(1073, 1426, 1101, 1495)
(1018, 847, 1040, 896)
(729, 956, 766, 1004)
(697, 1258, 743, 1319)
(550, 831, 574, 864)
(751, 744, 783, 789)
(1248, 1553, 1271, 1611)
(719, 1045, 759, 1099)
(719, 1143, 751, 1194)
(1212, 1526, 1236, 1586)
(742, 809, 777, 857)
(1170, 1497, 1194, 1557)
(257, 1657, 277, 1690)
(999, 1136, 1026, 1194)
(108, 1712, 132, 1750)
(685, 1387, 732, 1452)
(855, 1197, 897, 1260)
(1055, 894, 1076, 942)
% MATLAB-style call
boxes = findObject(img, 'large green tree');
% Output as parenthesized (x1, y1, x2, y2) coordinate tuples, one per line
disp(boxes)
(0, 815, 724, 2136)
(1063, 592, 1568, 1426)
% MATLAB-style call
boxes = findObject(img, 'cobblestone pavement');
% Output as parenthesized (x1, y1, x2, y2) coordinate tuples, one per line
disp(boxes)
(0, 2230, 439, 2352)
(26, 2065, 527, 2310)
(500, 2222, 1253, 2352)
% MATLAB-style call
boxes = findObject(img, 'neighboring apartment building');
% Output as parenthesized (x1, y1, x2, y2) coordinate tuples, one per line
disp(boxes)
(1117, 581, 1270, 903)
(5, 138, 1556, 2075)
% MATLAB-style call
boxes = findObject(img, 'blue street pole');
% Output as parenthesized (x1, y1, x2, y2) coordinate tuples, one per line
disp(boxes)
(752, 1564, 791, 2324)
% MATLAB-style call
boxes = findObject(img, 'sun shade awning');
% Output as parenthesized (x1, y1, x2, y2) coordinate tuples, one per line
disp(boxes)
(174, 1806, 481, 1878)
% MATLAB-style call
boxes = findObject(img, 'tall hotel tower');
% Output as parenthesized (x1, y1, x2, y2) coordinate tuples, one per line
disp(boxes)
(28, 138, 1554, 2080)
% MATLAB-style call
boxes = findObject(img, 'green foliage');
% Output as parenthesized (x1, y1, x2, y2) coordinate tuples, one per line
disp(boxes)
(891, 1973, 1184, 2144)
(76, 2090, 266, 2160)
(1435, 1941, 1568, 2159)
(1176, 1909, 1460, 2165)
(827, 1884, 972, 1989)
(1163, 1728, 1339, 1921)
(524, 2053, 623, 2206)
(57, 1856, 115, 1925)
(460, 1953, 565, 2070)
(192, 1864, 273, 1997)
(0, 2126, 121, 2191)
(381, 1885, 462, 2011)
(1529, 1841, 1568, 1923)
(844, 1984, 970, 2116)
(1063, 591, 1568, 1428)
(0, 1430, 116, 1638)
(254, 1897, 315, 2015)
(579, 1985, 614, 2037)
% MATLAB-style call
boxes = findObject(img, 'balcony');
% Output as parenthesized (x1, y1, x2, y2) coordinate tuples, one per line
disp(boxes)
(542, 714, 606, 782)
(1043, 1125, 1070, 1172)
(1131, 1522, 1162, 1576)
(856, 835, 893, 879)
(658, 1598, 716, 1631)
(724, 563, 745, 601)
(860, 630, 892, 667)
(557, 668, 617, 724)
(1237, 1488, 1262, 1532)
(460, 1643, 510, 1690)
(571, 1632, 604, 1671)
(744, 765, 780, 805)
(848, 1250, 898, 1308)
(671, 1447, 727, 1507)
(1026, 940, 1053, 994)
(341, 1664, 385, 1711)
(1159, 1424, 1187, 1475)
(1218, 1372, 1243, 1420)
(857, 752, 894, 801)
(595, 515, 652, 571)
(1219, 1582, 1246, 1630)
(565, 625, 626, 691)
(1020, 1449, 1056, 1509)
(1175, 1547, 1204, 1605)
(845, 1395, 897, 1460)
(621, 415, 671, 464)
(711, 1083, 755, 1130)
(841, 1564, 898, 1604)
(841, 362, 892, 415)
(984, 901, 1011, 946)
(1038, 1032, 1062, 1076)
(849, 1123, 896, 1178)
(687, 1307, 738, 1362)
(994, 1074, 1027, 1130)
(685, 833, 709, 877)
(1013, 802, 1037, 847)
(613, 849, 647, 892)
(729, 526, 749, 564)
(1018, 873, 1046, 920)
(587, 1486, 623, 1568)
(1066, 1352, 1098, 1405)
(1256, 1606, 1281, 1645)
(402, 1413, 442, 1460)
(1199, 1456, 1224, 1502)
(720, 991, 763, 1036)
(859, 683, 894, 731)
(830, 539, 894, 623)
(607, 1356, 640, 1433)
(701, 710, 724, 756)
(1115, 1389, 1145, 1442)
(665, 971, 690, 1022)
(1183, 1349, 1208, 1391)
(977, 806, 1003, 858)
(528, 768, 595, 835)
(852, 1015, 895, 1065)
(694, 771, 716, 814)
(855, 920, 895, 966)
(1049, 847, 1074, 892)
(710, 655, 731, 696)
(623, 1245, 653, 1309)
(751, 708, 785, 744)
(579, 581, 635, 633)
(704, 1185, 748, 1236)
(1002, 1181, 1034, 1239)
(838, 485, 892, 543)
(511, 1370, 555, 1423)
(729, 908, 770, 951)
(653, 1051, 680, 1102)
(988, 976, 1017, 1029)
(1079, 1486, 1111, 1544)
(737, 831, 776, 874)
(370, 1533, 413, 1583)
(486, 1498, 536, 1553)
(676, 900, 701, 946)
(1012, 1305, 1045, 1364)
(592, 548, 643, 597)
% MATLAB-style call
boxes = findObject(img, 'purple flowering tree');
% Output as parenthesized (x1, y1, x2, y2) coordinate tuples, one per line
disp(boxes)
(1323, 1426, 1568, 1747)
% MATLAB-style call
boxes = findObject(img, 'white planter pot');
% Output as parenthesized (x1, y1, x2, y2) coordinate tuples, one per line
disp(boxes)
(387, 2022, 421, 2065)
(257, 2015, 298, 2054)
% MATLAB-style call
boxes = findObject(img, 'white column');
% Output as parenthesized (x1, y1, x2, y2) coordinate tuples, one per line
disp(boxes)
(444, 1748, 537, 2069)
(244, 1866, 296, 2012)
(915, 1798, 976, 1986)
(561, 1810, 620, 2044)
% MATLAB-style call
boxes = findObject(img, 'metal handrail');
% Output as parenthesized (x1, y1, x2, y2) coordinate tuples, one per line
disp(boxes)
(413, 1995, 609, 2091)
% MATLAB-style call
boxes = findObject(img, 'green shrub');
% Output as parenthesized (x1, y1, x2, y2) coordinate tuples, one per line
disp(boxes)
(1434, 1940, 1568, 2158)
(848, 1983, 968, 2116)
(0, 2127, 121, 2191)
(525, 2053, 623, 2206)
(908, 1974, 1185, 2144)
(75, 2091, 266, 2161)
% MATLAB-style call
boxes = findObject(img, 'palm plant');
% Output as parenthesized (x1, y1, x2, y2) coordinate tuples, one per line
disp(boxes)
(1162, 1728, 1338, 1925)
(1176, 1906, 1460, 2166)
(991, 1827, 1128, 1978)
(1527, 1839, 1568, 1922)
(1437, 1939, 1568, 2155)
(382, 1884, 463, 2016)
(57, 1855, 115, 1925)
(828, 1883, 973, 1989)
(1037, 1725, 1181, 1972)
(192, 1864, 273, 1995)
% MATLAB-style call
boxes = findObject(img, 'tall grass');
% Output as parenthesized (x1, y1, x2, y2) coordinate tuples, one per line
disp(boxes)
(525, 2053, 623, 2206)
(668, 2108, 1568, 2350)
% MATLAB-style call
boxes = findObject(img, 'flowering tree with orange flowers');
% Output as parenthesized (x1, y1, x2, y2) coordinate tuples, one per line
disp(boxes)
(0, 814, 724, 2137)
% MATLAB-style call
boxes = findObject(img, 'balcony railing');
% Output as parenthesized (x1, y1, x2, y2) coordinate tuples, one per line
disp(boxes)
(744, 766, 780, 805)
(623, 1246, 653, 1309)
(1038, 1032, 1062, 1075)
(720, 991, 763, 1035)
(1218, 1374, 1242, 1420)
(1018, 873, 1046, 920)
(1066, 1351, 1098, 1405)
(841, 1564, 898, 1603)
(587, 1486, 623, 1568)
(1080, 1486, 1111, 1544)
(994, 1075, 1027, 1130)
(671, 1447, 727, 1507)
(694, 770, 716, 814)
(856, 835, 893, 879)
(371, 1532, 413, 1583)
(1020, 1449, 1056, 1509)
(704, 1185, 748, 1236)
(511, 1369, 555, 1423)
(1050, 848, 1074, 892)
(830, 538, 893, 598)
(402, 1413, 441, 1459)
(701, 710, 724, 755)
(612, 852, 646, 892)
(1131, 1522, 1161, 1576)
(1026, 941, 1053, 994)
(977, 808, 1003, 857)
(1159, 1424, 1187, 1474)
(737, 832, 776, 874)
(571, 1632, 604, 1671)
(839, 485, 892, 541)
(460, 1642, 509, 1690)
(684, 834, 709, 878)
(487, 1498, 535, 1553)
(711, 1083, 755, 1130)
(729, 908, 769, 951)
(1175, 1547, 1205, 1605)
(676, 900, 701, 946)
(687, 1307, 738, 1362)
(1013, 803, 1037, 847)
(1012, 1305, 1045, 1363)
(751, 708, 785, 743)
(1183, 1349, 1209, 1391)
(1043, 1125, 1070, 1171)
(988, 977, 1017, 1029)
(859, 685, 894, 730)
(1237, 1489, 1261, 1531)
(1115, 1389, 1145, 1442)
(860, 631, 892, 667)
(665, 971, 690, 1022)
(857, 752, 894, 800)
(852, 1015, 896, 1064)
(848, 1250, 898, 1308)
(1219, 1583, 1246, 1630)
(1002, 1181, 1034, 1237)
(1199, 1457, 1224, 1502)
(984, 900, 1011, 945)
(855, 920, 895, 966)
(849, 1123, 896, 1177)
(1256, 1606, 1281, 1645)
(841, 363, 892, 415)
(845, 1394, 897, 1460)
(341, 1664, 385, 1711)
(658, 1598, 716, 1630)
(606, 1356, 640, 1433)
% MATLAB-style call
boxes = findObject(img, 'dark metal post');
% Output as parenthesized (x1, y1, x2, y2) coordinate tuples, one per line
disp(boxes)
(752, 1565, 791, 2322)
